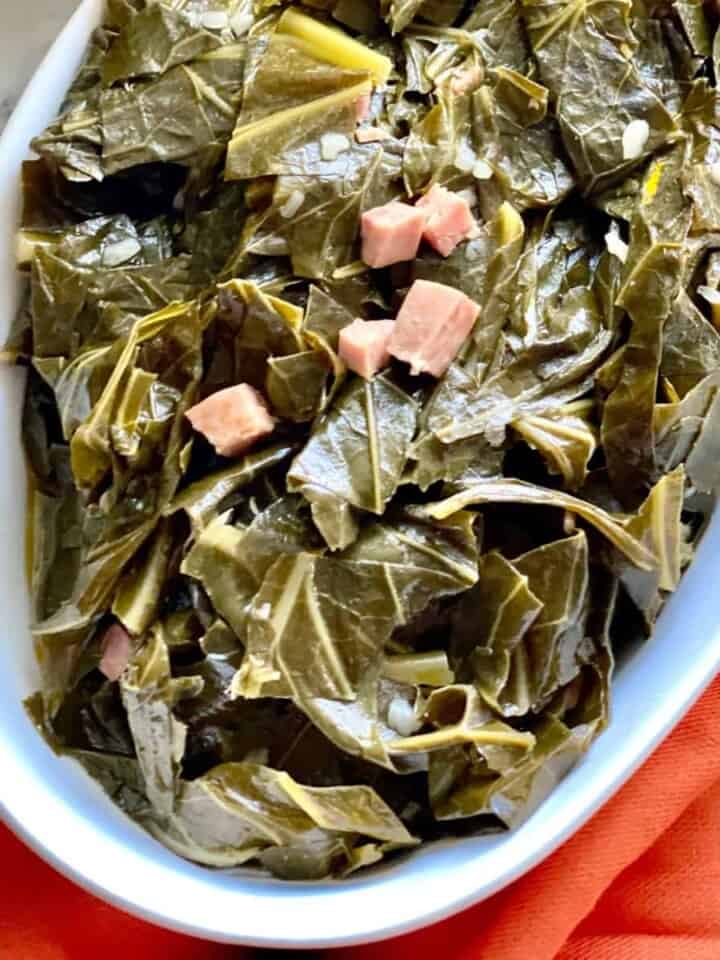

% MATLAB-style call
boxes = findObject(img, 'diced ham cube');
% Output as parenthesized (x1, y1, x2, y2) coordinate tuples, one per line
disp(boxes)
(99, 623, 132, 682)
(361, 202, 426, 269)
(388, 279, 479, 377)
(416, 184, 477, 257)
(339, 318, 394, 379)
(355, 93, 371, 123)
(186, 384, 275, 457)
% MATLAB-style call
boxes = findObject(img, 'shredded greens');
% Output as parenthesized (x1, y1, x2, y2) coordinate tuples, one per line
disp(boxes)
(9, 0, 720, 880)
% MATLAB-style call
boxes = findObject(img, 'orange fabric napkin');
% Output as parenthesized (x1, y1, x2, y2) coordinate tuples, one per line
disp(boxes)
(2, 677, 719, 960)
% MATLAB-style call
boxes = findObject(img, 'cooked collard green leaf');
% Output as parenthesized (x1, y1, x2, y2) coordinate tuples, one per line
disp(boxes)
(146, 761, 416, 876)
(120, 625, 203, 818)
(102, 46, 246, 175)
(101, 3, 224, 87)
(13, 0, 720, 882)
(521, 0, 676, 193)
(602, 146, 692, 505)
(287, 375, 418, 526)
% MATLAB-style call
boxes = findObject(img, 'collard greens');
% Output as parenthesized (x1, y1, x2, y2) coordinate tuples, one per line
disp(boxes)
(10, 0, 720, 881)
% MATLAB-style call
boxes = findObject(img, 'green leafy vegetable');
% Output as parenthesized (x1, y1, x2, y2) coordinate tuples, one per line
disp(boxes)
(166, 443, 295, 530)
(235, 511, 478, 702)
(120, 625, 203, 817)
(266, 351, 330, 421)
(102, 46, 246, 175)
(521, 0, 677, 193)
(181, 496, 322, 642)
(602, 146, 692, 505)
(417, 479, 655, 569)
(13, 0, 720, 881)
(225, 25, 372, 179)
(101, 4, 224, 87)
(234, 142, 402, 279)
(287, 375, 418, 528)
(606, 467, 685, 625)
(147, 761, 416, 877)
(474, 68, 574, 211)
(429, 714, 596, 826)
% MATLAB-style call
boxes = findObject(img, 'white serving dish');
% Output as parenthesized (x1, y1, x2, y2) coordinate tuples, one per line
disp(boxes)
(1, 1, 720, 948)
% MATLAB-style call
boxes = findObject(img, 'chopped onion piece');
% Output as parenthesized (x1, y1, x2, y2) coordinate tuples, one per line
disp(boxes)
(454, 147, 475, 173)
(279, 189, 305, 219)
(355, 126, 390, 143)
(320, 132, 351, 161)
(102, 237, 142, 267)
(605, 222, 628, 263)
(200, 10, 229, 30)
(388, 697, 421, 737)
(622, 119, 650, 160)
(473, 158, 493, 180)
(254, 602, 272, 621)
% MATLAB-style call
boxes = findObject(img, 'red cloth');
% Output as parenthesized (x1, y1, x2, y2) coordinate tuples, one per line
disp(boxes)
(2, 678, 719, 960)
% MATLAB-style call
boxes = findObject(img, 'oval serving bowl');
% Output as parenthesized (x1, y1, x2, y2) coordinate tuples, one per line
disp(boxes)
(2, 0, 720, 948)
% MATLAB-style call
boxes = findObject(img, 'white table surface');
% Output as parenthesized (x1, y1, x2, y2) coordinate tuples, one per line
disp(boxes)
(2, 1, 79, 129)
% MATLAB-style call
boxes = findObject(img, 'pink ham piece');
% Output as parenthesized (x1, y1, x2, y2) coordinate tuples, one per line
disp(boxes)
(416, 184, 477, 257)
(186, 384, 275, 457)
(99, 623, 132, 682)
(361, 201, 426, 268)
(339, 318, 394, 379)
(388, 279, 479, 377)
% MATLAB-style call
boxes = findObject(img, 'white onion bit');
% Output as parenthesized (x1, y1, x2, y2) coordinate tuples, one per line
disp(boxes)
(253, 602, 272, 621)
(355, 126, 390, 143)
(320, 132, 351, 161)
(454, 147, 475, 173)
(388, 697, 421, 737)
(698, 284, 720, 306)
(622, 119, 650, 160)
(102, 237, 142, 267)
(200, 10, 229, 30)
(473, 158, 493, 180)
(279, 189, 305, 219)
(604, 222, 628, 263)
(230, 10, 254, 36)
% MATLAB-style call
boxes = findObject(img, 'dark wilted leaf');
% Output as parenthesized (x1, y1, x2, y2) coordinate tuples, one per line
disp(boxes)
(235, 511, 479, 702)
(147, 761, 416, 876)
(16, 0, 720, 881)
(101, 4, 223, 86)
(521, 0, 677, 193)
(102, 46, 246, 175)
(288, 375, 418, 524)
